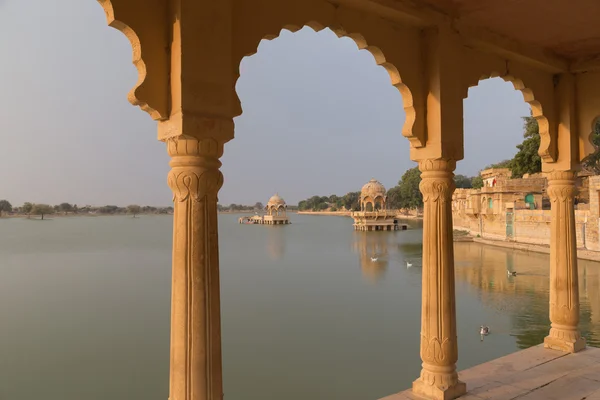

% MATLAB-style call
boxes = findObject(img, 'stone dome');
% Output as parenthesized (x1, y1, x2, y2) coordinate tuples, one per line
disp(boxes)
(267, 193, 286, 206)
(361, 178, 386, 199)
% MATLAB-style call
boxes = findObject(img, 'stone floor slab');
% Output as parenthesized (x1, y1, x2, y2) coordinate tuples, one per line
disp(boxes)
(381, 345, 600, 400)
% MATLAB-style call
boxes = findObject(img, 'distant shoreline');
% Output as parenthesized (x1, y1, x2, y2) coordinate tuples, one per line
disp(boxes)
(297, 210, 351, 216)
(0, 212, 172, 219)
(297, 210, 423, 219)
(1, 211, 303, 219)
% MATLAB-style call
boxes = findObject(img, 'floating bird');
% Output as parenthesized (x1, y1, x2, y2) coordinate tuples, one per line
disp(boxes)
(507, 270, 517, 277)
(406, 261, 413, 268)
(370, 257, 378, 262)
(480, 326, 490, 335)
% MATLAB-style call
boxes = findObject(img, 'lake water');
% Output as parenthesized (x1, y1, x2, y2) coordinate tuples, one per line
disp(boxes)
(0, 214, 598, 400)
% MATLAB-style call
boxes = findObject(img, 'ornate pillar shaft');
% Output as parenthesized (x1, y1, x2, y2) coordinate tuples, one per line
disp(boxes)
(544, 171, 586, 353)
(167, 136, 225, 400)
(412, 159, 466, 400)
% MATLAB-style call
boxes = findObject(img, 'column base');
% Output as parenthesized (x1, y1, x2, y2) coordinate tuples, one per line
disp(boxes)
(544, 329, 586, 353)
(412, 376, 466, 400)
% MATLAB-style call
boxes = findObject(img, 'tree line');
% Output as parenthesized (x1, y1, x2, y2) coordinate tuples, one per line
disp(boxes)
(296, 167, 484, 212)
(218, 202, 264, 212)
(0, 201, 174, 219)
(0, 200, 303, 218)
(217, 202, 298, 212)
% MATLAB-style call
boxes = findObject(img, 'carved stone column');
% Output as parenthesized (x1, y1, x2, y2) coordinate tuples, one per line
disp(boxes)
(412, 159, 466, 400)
(166, 136, 225, 400)
(543, 171, 586, 353)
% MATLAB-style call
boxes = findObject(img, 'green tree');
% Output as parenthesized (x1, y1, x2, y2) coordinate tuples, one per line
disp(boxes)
(471, 175, 484, 189)
(31, 204, 54, 220)
(511, 115, 541, 178)
(127, 204, 141, 217)
(454, 175, 472, 189)
(0, 200, 12, 217)
(583, 120, 600, 174)
(99, 205, 119, 214)
(397, 167, 423, 209)
(253, 202, 264, 210)
(21, 202, 33, 218)
(386, 186, 402, 209)
(59, 203, 73, 213)
(342, 192, 360, 211)
(485, 159, 512, 170)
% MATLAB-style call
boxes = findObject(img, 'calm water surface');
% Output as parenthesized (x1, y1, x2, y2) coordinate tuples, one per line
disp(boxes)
(0, 214, 598, 400)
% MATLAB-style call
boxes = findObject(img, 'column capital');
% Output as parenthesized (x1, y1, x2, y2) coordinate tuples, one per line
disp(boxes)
(167, 136, 224, 203)
(418, 158, 457, 174)
(418, 159, 456, 203)
(546, 171, 576, 203)
(546, 170, 577, 182)
(166, 136, 225, 159)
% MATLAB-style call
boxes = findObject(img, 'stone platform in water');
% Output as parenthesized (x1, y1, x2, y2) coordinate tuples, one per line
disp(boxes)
(381, 344, 600, 400)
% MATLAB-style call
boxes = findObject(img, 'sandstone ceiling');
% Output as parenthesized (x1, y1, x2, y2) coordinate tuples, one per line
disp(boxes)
(400, 0, 600, 59)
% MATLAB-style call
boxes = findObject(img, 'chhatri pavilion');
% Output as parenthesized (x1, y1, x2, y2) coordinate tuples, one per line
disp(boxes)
(263, 193, 290, 225)
(351, 178, 405, 231)
(239, 193, 290, 225)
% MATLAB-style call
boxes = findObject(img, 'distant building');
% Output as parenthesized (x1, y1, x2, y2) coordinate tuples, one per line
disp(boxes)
(239, 193, 290, 225)
(452, 171, 600, 251)
(453, 169, 546, 220)
(351, 178, 406, 231)
(263, 193, 290, 225)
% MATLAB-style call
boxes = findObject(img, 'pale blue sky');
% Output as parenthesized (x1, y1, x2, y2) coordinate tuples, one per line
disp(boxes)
(0, 0, 530, 207)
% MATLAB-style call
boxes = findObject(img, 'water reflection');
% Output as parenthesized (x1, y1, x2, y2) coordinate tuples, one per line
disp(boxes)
(454, 242, 600, 348)
(351, 232, 391, 281)
(266, 226, 285, 261)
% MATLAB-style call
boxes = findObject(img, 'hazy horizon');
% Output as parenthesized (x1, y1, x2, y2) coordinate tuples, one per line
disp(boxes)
(0, 1, 530, 207)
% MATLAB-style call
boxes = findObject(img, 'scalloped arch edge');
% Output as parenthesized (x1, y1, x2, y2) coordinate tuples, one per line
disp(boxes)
(235, 23, 423, 148)
(97, 0, 165, 120)
(467, 73, 556, 164)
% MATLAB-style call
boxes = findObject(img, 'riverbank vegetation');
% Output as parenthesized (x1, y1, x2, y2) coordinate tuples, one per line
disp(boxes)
(0, 200, 296, 218)
(0, 201, 175, 218)
(217, 202, 298, 212)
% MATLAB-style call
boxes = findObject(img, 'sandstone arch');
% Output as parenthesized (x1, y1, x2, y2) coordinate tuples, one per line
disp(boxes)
(235, 23, 421, 147)
(97, 0, 169, 120)
(466, 73, 553, 164)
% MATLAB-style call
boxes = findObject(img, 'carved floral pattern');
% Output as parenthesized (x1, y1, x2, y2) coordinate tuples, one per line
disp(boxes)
(166, 137, 225, 202)
(168, 170, 223, 202)
(419, 366, 459, 389)
(420, 334, 452, 365)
